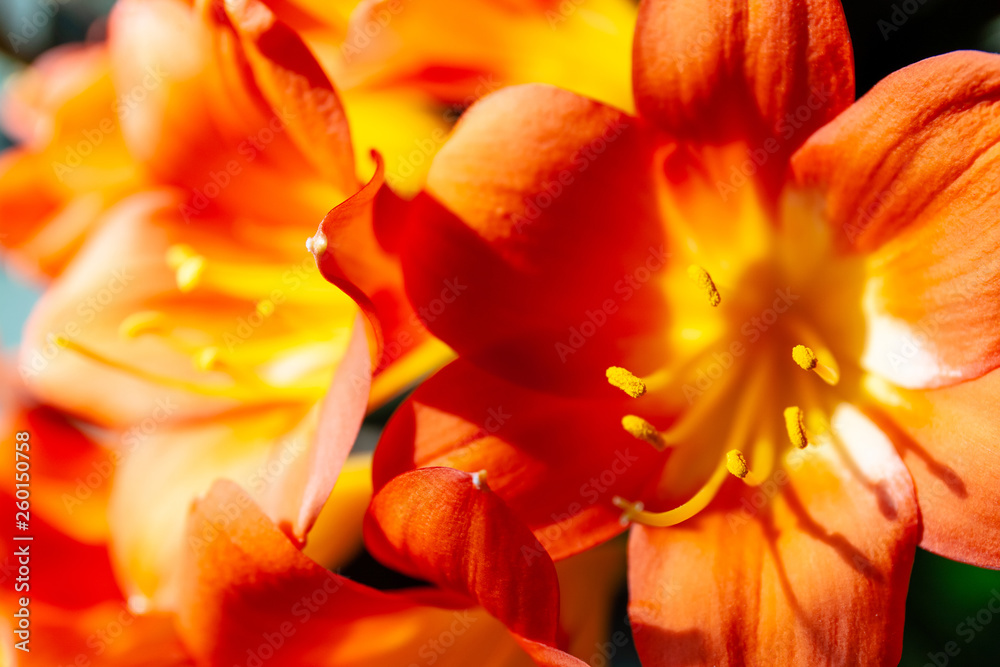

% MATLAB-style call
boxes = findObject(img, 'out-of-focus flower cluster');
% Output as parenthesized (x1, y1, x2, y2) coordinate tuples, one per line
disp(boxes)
(1, 1, 1000, 666)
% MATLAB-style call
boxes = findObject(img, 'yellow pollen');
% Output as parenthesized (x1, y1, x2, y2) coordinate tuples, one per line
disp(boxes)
(792, 345, 817, 370)
(306, 231, 328, 257)
(606, 366, 646, 398)
(687, 265, 721, 307)
(471, 469, 487, 490)
(175, 255, 206, 293)
(726, 449, 749, 479)
(784, 406, 808, 449)
(621, 415, 665, 450)
(194, 347, 220, 371)
(118, 311, 165, 339)
(791, 343, 840, 385)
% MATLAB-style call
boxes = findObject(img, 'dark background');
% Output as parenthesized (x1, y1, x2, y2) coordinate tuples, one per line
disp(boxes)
(2, 1, 1000, 665)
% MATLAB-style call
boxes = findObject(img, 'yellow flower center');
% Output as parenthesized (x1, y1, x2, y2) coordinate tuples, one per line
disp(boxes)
(55, 237, 357, 405)
(605, 182, 866, 528)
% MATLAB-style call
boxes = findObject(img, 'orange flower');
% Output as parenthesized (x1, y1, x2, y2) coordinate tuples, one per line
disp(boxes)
(0, 0, 443, 606)
(363, 0, 1000, 663)
(0, 0, 639, 604)
(0, 377, 620, 665)
(0, 378, 194, 664)
(177, 473, 624, 666)
(264, 0, 638, 193)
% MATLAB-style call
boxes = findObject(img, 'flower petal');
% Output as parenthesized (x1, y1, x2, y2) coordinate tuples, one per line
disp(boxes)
(274, 315, 370, 536)
(107, 316, 367, 605)
(108, 0, 354, 217)
(219, 0, 356, 193)
(1, 492, 121, 611)
(178, 479, 536, 666)
(793, 52, 1000, 388)
(2, 603, 192, 667)
(336, 0, 635, 112)
(633, 0, 853, 189)
(0, 44, 140, 278)
(314, 151, 456, 404)
(402, 84, 669, 393)
(364, 467, 594, 666)
(364, 467, 560, 642)
(372, 360, 663, 561)
(628, 403, 918, 666)
(19, 194, 358, 426)
(301, 452, 372, 570)
(868, 368, 1000, 569)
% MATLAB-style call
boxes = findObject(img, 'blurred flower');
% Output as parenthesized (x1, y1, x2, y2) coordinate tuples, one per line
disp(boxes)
(0, 374, 621, 665)
(268, 0, 638, 194)
(0, 0, 640, 607)
(365, 0, 1000, 663)
(0, 0, 453, 608)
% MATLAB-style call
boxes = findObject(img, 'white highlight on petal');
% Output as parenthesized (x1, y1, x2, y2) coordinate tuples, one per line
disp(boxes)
(306, 230, 328, 257)
(127, 595, 150, 615)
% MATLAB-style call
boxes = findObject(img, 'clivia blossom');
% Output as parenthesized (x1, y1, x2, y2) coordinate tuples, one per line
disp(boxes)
(0, 368, 624, 665)
(0, 0, 641, 608)
(362, 0, 1000, 663)
(2, 0, 451, 608)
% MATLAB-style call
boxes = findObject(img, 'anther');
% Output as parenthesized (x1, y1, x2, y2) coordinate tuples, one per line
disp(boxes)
(791, 344, 840, 385)
(783, 406, 808, 449)
(194, 347, 220, 371)
(606, 366, 646, 398)
(118, 311, 165, 339)
(306, 231, 328, 257)
(166, 244, 197, 270)
(175, 255, 206, 293)
(471, 469, 487, 490)
(621, 415, 665, 450)
(687, 265, 721, 307)
(792, 345, 817, 370)
(726, 449, 749, 479)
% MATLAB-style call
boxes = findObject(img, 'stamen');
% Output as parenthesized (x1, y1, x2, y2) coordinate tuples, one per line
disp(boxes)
(612, 461, 728, 527)
(613, 498, 644, 526)
(606, 366, 646, 398)
(471, 469, 487, 490)
(686, 265, 721, 307)
(621, 415, 666, 451)
(51, 336, 305, 400)
(306, 231, 328, 257)
(791, 344, 839, 385)
(194, 346, 220, 371)
(791, 344, 817, 370)
(788, 318, 841, 385)
(118, 311, 166, 339)
(784, 406, 808, 449)
(166, 244, 198, 270)
(726, 450, 749, 479)
(175, 255, 206, 293)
